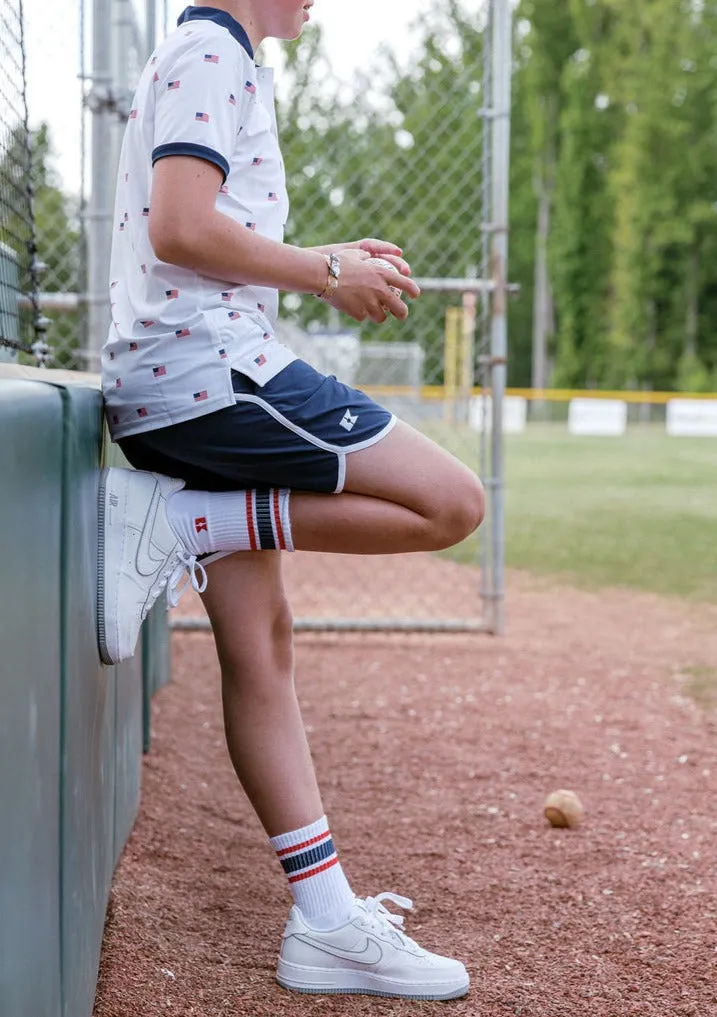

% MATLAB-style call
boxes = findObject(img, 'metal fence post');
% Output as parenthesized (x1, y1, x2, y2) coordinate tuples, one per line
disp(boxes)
(86, 0, 114, 372)
(489, 0, 513, 635)
(146, 0, 157, 56)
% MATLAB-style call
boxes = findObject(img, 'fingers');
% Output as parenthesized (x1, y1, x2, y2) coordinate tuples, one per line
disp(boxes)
(383, 270, 421, 301)
(358, 238, 403, 257)
(382, 290, 409, 321)
(372, 253, 413, 277)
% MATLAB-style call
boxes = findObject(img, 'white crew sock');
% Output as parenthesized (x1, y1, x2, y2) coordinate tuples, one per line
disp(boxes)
(270, 816, 355, 930)
(166, 488, 293, 555)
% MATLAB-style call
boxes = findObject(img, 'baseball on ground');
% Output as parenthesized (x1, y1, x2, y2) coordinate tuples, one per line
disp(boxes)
(543, 789, 584, 829)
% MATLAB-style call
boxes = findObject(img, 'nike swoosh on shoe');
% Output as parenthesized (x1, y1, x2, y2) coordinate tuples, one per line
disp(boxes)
(134, 484, 170, 576)
(294, 935, 383, 966)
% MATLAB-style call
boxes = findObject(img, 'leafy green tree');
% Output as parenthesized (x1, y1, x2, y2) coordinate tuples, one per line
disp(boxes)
(513, 0, 579, 388)
(277, 1, 717, 393)
(605, 0, 717, 388)
(550, 1, 619, 386)
(506, 28, 538, 387)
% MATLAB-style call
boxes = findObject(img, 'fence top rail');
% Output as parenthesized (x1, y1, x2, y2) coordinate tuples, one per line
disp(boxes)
(0, 363, 101, 388)
(504, 388, 717, 405)
(361, 384, 717, 404)
(3, 367, 714, 407)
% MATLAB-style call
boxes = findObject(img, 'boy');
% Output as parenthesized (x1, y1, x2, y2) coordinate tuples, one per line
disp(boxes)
(100, 0, 484, 1000)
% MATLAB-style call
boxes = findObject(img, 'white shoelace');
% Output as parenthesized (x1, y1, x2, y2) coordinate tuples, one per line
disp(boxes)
(363, 893, 421, 949)
(166, 550, 208, 607)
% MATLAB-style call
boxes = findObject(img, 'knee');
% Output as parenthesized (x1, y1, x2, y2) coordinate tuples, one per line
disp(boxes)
(270, 596, 295, 673)
(219, 595, 294, 681)
(432, 470, 485, 548)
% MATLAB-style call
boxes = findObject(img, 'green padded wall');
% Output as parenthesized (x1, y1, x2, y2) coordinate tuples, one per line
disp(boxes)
(113, 650, 143, 867)
(142, 597, 171, 753)
(58, 385, 143, 1017)
(0, 369, 170, 1017)
(103, 435, 145, 865)
(0, 381, 63, 1017)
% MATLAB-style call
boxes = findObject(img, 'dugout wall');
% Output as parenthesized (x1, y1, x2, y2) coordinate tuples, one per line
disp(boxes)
(0, 367, 169, 1017)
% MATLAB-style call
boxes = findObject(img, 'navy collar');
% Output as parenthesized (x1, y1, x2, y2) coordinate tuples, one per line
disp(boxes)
(178, 6, 254, 60)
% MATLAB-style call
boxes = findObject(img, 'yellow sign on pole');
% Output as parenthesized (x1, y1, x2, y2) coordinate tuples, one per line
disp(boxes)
(444, 299, 476, 425)
(444, 306, 461, 424)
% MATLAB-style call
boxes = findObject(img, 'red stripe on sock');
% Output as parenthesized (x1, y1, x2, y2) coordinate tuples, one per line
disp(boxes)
(272, 488, 287, 550)
(275, 829, 331, 858)
(245, 490, 258, 551)
(287, 855, 339, 884)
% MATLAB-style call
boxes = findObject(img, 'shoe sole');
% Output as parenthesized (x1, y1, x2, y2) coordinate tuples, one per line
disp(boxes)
(276, 960, 469, 1000)
(97, 468, 117, 666)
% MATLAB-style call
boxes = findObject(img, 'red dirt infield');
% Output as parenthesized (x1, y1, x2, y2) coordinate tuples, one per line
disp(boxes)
(93, 563, 717, 1017)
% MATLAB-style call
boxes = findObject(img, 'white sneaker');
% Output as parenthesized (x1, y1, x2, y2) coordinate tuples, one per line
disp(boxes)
(97, 467, 208, 665)
(276, 892, 470, 1000)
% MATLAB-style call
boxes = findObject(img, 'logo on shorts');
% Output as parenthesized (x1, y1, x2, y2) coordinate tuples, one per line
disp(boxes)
(340, 409, 358, 432)
(194, 516, 208, 534)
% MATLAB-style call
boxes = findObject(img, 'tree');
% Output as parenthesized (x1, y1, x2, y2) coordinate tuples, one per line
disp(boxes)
(513, 0, 579, 388)
(550, 0, 619, 386)
(605, 0, 717, 388)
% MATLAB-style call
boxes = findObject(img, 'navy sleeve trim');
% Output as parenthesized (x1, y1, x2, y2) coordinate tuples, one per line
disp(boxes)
(152, 143, 230, 182)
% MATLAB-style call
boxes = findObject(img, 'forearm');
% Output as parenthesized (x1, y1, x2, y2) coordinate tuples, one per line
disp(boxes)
(151, 208, 328, 294)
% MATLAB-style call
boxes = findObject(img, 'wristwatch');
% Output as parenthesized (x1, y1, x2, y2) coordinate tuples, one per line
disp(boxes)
(316, 253, 341, 300)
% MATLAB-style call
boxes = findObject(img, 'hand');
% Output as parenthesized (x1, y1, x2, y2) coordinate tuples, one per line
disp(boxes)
(311, 238, 413, 281)
(323, 248, 421, 324)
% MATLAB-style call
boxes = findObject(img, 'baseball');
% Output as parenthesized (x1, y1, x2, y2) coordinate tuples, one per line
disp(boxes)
(544, 789, 584, 829)
(367, 257, 402, 296)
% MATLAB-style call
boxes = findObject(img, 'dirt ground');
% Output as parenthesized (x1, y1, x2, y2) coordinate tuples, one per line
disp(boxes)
(93, 561, 717, 1017)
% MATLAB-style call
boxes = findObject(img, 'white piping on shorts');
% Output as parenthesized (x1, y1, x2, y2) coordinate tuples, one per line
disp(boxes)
(232, 392, 397, 494)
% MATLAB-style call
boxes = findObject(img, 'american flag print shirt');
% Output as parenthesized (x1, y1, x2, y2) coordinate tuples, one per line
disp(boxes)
(101, 7, 295, 439)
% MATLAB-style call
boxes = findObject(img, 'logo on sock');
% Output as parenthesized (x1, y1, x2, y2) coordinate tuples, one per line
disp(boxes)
(340, 409, 358, 432)
(194, 516, 208, 534)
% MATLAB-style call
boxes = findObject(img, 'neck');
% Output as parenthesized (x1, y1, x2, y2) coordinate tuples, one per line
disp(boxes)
(194, 1, 264, 50)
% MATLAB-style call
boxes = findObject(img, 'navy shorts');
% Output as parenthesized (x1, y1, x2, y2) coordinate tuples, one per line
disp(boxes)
(119, 359, 396, 493)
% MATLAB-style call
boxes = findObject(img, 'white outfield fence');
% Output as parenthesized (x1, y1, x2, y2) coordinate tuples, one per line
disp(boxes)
(497, 388, 717, 437)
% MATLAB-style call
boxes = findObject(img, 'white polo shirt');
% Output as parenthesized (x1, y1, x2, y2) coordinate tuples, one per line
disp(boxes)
(101, 5, 297, 439)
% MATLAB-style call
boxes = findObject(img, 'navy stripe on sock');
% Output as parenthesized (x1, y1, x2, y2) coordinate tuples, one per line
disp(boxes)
(255, 490, 276, 550)
(280, 837, 336, 875)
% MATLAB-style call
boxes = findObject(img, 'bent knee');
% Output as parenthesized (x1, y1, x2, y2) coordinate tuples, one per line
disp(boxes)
(431, 471, 485, 547)
(268, 596, 294, 667)
(218, 595, 294, 678)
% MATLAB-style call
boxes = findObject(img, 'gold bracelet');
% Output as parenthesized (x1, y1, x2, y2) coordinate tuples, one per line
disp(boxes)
(315, 253, 341, 300)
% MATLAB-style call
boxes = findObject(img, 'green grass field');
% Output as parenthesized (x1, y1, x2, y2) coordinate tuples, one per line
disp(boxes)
(430, 423, 717, 602)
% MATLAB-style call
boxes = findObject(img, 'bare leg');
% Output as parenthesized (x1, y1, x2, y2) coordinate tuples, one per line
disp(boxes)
(165, 420, 483, 562)
(200, 549, 322, 837)
(196, 424, 481, 831)
(291, 419, 485, 554)
(194, 424, 481, 834)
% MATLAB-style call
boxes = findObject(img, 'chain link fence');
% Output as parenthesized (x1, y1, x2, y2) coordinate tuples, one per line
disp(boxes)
(0, 0, 50, 366)
(13, 0, 511, 632)
(4, 0, 86, 368)
(268, 0, 512, 632)
(9, 0, 151, 372)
